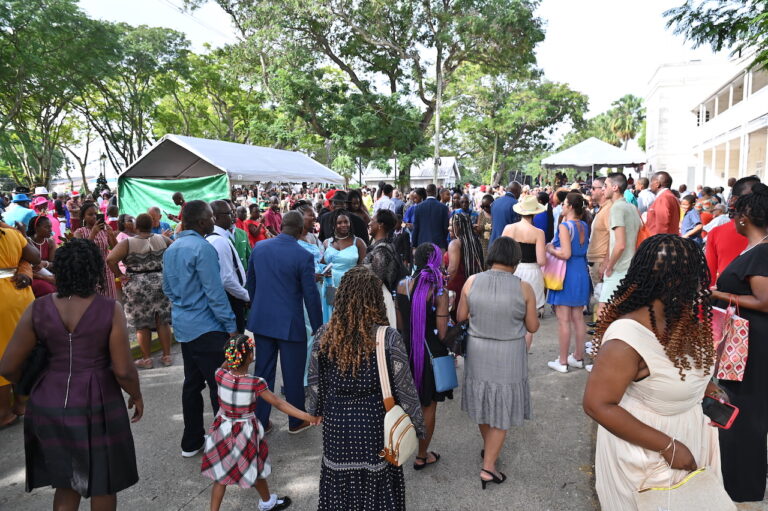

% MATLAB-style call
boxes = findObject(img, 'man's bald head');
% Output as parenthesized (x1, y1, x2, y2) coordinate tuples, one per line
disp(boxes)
(281, 210, 303, 238)
(507, 181, 522, 199)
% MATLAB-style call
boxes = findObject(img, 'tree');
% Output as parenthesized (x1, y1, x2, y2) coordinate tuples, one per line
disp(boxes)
(665, 0, 768, 70)
(444, 66, 589, 185)
(58, 118, 97, 195)
(188, 0, 545, 184)
(608, 94, 645, 149)
(331, 153, 356, 187)
(560, 112, 621, 150)
(0, 0, 120, 186)
(77, 24, 191, 171)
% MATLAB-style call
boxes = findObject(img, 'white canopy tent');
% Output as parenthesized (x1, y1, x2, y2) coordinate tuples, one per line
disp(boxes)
(541, 137, 646, 180)
(121, 134, 346, 184)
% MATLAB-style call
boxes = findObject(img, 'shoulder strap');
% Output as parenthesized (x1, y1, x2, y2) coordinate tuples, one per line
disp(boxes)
(375, 326, 395, 411)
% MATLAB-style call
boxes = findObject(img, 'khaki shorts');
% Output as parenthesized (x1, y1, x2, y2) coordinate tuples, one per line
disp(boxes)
(588, 259, 604, 287)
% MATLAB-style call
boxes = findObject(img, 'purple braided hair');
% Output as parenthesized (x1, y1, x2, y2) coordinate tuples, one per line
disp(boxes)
(410, 243, 444, 391)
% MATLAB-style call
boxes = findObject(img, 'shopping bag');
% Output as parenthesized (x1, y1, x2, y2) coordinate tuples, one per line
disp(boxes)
(711, 296, 749, 381)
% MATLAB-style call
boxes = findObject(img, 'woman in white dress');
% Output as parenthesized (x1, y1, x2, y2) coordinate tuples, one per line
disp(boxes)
(501, 195, 546, 351)
(583, 234, 726, 510)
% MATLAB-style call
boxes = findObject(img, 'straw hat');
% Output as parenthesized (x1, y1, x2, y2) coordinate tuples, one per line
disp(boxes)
(513, 195, 546, 216)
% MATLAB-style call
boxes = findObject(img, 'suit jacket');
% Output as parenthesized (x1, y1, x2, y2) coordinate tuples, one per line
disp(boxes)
(412, 197, 449, 249)
(246, 233, 323, 342)
(647, 189, 680, 235)
(490, 193, 520, 242)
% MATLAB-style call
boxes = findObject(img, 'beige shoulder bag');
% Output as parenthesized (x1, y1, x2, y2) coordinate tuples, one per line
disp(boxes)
(375, 326, 417, 467)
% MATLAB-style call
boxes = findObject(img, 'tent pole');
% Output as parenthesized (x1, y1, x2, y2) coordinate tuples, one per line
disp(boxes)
(592, 164, 595, 183)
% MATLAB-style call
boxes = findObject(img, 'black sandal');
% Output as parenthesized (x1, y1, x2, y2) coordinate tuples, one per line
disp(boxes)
(413, 451, 441, 470)
(480, 469, 507, 490)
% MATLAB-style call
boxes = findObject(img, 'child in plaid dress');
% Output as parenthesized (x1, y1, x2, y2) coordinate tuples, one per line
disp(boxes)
(201, 335, 321, 511)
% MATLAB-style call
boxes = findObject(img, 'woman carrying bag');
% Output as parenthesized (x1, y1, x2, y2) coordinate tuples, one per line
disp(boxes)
(583, 234, 729, 510)
(307, 266, 424, 511)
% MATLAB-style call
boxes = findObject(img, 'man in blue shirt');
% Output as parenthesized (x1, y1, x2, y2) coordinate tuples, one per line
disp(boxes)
(3, 194, 36, 229)
(148, 206, 173, 236)
(163, 200, 238, 457)
(489, 181, 522, 243)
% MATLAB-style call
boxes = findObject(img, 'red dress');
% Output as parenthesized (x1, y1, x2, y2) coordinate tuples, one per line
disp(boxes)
(443, 250, 466, 317)
(30, 239, 56, 298)
(243, 219, 268, 247)
(201, 369, 271, 487)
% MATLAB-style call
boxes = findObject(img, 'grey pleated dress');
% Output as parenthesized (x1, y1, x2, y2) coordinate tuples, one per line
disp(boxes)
(461, 269, 531, 430)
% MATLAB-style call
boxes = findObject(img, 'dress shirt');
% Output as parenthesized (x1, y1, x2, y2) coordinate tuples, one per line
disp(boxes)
(637, 189, 656, 214)
(207, 225, 249, 302)
(162, 230, 237, 341)
(263, 208, 282, 233)
(373, 196, 396, 214)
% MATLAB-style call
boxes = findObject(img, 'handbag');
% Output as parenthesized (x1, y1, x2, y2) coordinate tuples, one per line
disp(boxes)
(635, 216, 651, 249)
(442, 320, 468, 356)
(543, 252, 566, 291)
(375, 326, 418, 467)
(635, 467, 735, 511)
(325, 285, 336, 306)
(17, 300, 48, 396)
(711, 295, 749, 381)
(425, 335, 458, 392)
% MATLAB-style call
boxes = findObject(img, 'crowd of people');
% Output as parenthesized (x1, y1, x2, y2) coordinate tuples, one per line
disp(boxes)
(0, 171, 765, 510)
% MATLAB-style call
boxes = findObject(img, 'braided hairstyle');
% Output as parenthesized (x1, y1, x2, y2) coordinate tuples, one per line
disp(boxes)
(320, 266, 388, 376)
(734, 182, 768, 227)
(291, 199, 314, 215)
(223, 334, 255, 370)
(594, 234, 714, 380)
(53, 238, 105, 298)
(409, 243, 445, 390)
(451, 212, 484, 276)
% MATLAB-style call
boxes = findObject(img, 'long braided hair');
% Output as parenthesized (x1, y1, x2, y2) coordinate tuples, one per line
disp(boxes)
(594, 234, 714, 380)
(451, 212, 484, 276)
(320, 266, 388, 376)
(409, 243, 444, 391)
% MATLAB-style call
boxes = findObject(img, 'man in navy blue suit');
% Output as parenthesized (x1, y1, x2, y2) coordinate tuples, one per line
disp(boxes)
(247, 211, 323, 434)
(412, 183, 449, 250)
(490, 181, 523, 243)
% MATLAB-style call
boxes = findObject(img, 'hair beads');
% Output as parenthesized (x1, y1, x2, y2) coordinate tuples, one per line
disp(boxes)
(224, 335, 255, 370)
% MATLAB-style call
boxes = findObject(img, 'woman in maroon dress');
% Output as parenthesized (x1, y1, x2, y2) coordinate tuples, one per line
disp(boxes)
(0, 238, 143, 510)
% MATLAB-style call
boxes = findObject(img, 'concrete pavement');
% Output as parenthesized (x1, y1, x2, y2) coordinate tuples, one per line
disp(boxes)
(0, 314, 599, 510)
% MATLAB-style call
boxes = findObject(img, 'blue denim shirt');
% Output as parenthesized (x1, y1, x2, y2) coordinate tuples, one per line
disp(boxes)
(162, 230, 236, 342)
(681, 209, 703, 246)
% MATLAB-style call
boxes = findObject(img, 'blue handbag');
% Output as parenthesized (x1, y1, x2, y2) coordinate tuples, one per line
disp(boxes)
(426, 339, 458, 393)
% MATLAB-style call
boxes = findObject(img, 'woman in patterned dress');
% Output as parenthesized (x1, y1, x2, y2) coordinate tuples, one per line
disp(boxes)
(106, 214, 173, 369)
(202, 335, 320, 511)
(74, 202, 118, 299)
(308, 266, 425, 511)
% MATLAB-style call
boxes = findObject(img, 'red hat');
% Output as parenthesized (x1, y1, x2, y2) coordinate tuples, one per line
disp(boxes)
(480, 185, 487, 192)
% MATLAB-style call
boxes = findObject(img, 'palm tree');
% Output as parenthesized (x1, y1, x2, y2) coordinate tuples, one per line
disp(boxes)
(609, 94, 645, 149)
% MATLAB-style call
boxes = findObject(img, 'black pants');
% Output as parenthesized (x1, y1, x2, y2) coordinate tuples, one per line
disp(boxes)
(227, 292, 247, 334)
(180, 331, 227, 452)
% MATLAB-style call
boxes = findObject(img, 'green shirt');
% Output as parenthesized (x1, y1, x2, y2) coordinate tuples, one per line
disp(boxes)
(232, 227, 251, 270)
(609, 197, 641, 273)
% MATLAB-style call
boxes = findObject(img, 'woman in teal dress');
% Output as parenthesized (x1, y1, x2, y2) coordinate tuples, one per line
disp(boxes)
(294, 201, 325, 385)
(321, 211, 366, 322)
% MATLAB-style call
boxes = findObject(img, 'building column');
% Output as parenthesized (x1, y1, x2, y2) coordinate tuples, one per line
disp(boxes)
(729, 85, 734, 109)
(739, 133, 748, 178)
(724, 140, 731, 184)
(744, 71, 751, 101)
(711, 145, 717, 183)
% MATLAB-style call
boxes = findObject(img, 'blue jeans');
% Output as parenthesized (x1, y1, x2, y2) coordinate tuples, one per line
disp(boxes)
(180, 331, 227, 452)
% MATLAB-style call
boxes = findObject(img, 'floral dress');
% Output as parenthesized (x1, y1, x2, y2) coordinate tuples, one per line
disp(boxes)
(201, 368, 271, 487)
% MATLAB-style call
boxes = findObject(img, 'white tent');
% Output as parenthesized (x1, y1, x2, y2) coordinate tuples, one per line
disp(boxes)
(120, 134, 345, 184)
(542, 137, 646, 178)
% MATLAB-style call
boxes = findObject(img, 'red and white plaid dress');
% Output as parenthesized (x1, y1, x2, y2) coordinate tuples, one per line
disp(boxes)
(201, 368, 271, 487)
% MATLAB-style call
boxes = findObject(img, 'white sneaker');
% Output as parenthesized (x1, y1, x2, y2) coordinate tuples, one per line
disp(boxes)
(567, 354, 584, 369)
(181, 435, 208, 458)
(585, 364, 593, 373)
(547, 359, 568, 373)
(585, 341, 595, 355)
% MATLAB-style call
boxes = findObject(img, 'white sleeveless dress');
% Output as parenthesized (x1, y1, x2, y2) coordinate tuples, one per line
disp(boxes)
(594, 319, 722, 510)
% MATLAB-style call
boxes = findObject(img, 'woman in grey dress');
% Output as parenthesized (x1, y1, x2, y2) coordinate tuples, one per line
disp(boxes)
(456, 236, 540, 489)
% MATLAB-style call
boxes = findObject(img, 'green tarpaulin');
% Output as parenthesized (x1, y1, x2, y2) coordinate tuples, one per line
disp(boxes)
(118, 174, 230, 222)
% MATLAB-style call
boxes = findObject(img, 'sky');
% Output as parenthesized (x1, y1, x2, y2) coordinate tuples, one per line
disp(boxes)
(76, 0, 724, 175)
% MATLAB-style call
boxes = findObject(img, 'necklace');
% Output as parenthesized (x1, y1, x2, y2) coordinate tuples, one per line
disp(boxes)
(30, 238, 45, 249)
(334, 232, 350, 240)
(741, 233, 768, 255)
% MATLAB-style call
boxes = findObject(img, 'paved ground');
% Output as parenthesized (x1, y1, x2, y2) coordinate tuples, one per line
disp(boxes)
(0, 314, 599, 510)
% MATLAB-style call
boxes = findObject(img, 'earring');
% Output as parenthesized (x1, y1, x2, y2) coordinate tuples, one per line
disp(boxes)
(739, 221, 745, 226)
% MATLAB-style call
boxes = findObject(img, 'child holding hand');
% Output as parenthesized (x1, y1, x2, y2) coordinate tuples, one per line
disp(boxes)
(201, 335, 321, 511)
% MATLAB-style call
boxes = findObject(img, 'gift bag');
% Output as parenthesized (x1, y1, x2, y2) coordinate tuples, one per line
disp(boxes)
(711, 296, 749, 382)
(543, 252, 566, 291)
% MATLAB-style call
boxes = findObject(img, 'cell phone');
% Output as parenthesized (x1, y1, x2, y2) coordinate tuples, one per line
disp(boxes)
(96, 213, 105, 224)
(702, 394, 739, 429)
(321, 263, 333, 275)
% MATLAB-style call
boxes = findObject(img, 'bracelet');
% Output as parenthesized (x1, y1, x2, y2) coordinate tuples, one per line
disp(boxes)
(659, 437, 674, 455)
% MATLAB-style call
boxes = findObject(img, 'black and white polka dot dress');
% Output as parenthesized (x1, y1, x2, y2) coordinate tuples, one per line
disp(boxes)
(307, 325, 425, 511)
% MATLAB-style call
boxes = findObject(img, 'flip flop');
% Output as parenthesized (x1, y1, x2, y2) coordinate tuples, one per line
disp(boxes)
(413, 451, 441, 470)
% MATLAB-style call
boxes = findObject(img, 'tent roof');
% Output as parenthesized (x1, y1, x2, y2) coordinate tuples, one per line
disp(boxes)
(120, 134, 345, 184)
(363, 156, 460, 181)
(541, 137, 646, 170)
